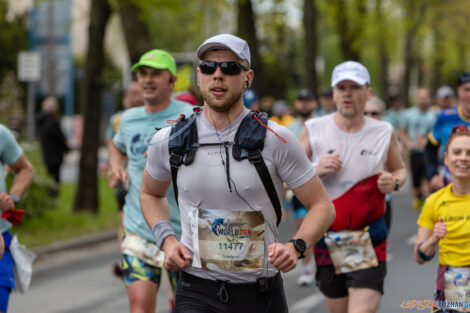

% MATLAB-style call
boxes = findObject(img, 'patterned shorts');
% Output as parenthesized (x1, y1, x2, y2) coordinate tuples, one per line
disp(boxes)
(121, 250, 178, 292)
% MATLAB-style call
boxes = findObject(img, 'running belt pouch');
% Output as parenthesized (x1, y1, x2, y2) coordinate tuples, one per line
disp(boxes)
(444, 267, 470, 311)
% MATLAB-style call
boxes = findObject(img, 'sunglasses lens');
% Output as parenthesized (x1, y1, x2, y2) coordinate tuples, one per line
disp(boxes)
(199, 62, 217, 74)
(220, 62, 241, 75)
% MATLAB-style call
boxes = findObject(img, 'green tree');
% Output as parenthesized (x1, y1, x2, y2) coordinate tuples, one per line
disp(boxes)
(115, 0, 153, 64)
(74, 0, 111, 213)
(303, 0, 318, 97)
(0, 2, 28, 83)
(237, 0, 264, 94)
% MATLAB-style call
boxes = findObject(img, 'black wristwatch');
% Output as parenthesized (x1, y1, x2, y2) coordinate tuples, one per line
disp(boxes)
(393, 176, 401, 191)
(288, 238, 306, 259)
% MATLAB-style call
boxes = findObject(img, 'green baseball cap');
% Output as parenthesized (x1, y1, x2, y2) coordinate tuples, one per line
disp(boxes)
(131, 49, 177, 75)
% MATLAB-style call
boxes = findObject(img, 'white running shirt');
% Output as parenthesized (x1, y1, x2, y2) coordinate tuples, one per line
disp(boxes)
(305, 114, 393, 200)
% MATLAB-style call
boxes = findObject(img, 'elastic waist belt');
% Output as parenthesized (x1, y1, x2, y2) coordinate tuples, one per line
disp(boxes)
(179, 271, 281, 302)
(315, 216, 387, 250)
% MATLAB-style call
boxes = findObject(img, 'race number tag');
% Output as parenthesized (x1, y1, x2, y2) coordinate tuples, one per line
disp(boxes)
(121, 232, 164, 268)
(191, 209, 265, 271)
(324, 229, 378, 274)
(444, 266, 470, 312)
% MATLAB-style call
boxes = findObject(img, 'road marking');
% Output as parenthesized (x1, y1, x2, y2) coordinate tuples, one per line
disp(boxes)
(406, 234, 416, 246)
(291, 292, 324, 313)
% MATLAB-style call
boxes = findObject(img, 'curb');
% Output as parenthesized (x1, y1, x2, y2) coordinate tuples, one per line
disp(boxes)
(31, 229, 117, 258)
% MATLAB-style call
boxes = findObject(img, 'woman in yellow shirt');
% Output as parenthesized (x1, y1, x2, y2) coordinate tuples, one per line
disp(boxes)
(415, 125, 470, 312)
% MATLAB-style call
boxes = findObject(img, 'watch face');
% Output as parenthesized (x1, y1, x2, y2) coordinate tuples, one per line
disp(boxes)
(295, 239, 306, 252)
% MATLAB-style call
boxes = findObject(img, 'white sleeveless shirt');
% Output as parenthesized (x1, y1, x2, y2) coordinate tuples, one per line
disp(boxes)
(305, 114, 393, 200)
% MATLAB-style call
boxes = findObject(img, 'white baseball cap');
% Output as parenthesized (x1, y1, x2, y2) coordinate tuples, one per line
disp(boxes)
(331, 61, 370, 87)
(436, 86, 455, 99)
(196, 34, 251, 66)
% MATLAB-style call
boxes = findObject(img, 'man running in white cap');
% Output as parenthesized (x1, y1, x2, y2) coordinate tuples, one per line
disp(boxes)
(300, 61, 407, 313)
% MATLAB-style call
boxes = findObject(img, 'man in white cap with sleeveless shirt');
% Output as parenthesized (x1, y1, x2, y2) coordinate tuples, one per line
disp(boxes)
(299, 61, 407, 313)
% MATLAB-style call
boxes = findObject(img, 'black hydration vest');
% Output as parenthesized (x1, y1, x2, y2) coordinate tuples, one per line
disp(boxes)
(168, 110, 282, 226)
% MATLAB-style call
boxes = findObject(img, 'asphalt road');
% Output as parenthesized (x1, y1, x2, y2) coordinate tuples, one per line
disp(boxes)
(9, 183, 439, 313)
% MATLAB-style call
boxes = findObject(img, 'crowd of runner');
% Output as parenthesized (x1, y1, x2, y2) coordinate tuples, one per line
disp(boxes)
(1, 32, 470, 313)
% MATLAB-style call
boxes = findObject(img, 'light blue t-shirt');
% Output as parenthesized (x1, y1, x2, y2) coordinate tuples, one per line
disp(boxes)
(0, 124, 23, 233)
(287, 119, 304, 137)
(113, 100, 194, 242)
(385, 108, 405, 131)
(400, 107, 436, 152)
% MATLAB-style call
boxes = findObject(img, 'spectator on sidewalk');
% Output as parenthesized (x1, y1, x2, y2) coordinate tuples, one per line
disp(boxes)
(36, 97, 70, 188)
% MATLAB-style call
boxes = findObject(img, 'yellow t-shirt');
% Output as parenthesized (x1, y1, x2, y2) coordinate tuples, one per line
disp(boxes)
(269, 115, 295, 127)
(417, 184, 470, 266)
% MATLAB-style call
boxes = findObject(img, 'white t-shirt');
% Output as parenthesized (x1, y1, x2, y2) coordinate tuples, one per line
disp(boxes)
(146, 109, 316, 283)
(305, 114, 393, 200)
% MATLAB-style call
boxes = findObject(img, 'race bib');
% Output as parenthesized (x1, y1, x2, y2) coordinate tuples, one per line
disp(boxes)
(324, 229, 378, 274)
(121, 232, 164, 268)
(444, 267, 470, 312)
(190, 208, 265, 271)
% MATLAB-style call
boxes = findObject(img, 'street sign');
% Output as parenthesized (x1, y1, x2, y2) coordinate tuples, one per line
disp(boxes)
(18, 51, 41, 82)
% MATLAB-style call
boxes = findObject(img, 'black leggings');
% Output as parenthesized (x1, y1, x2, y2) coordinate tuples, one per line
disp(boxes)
(175, 271, 288, 313)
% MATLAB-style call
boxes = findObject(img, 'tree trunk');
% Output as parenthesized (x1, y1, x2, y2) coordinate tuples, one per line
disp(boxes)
(236, 0, 264, 95)
(332, 0, 362, 61)
(118, 0, 153, 64)
(73, 0, 111, 213)
(303, 0, 318, 97)
(401, 0, 427, 107)
(402, 30, 415, 108)
(375, 0, 389, 102)
(430, 27, 444, 95)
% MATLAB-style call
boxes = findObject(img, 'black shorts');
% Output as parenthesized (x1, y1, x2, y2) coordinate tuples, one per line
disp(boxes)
(175, 271, 288, 313)
(315, 261, 387, 298)
(410, 151, 427, 188)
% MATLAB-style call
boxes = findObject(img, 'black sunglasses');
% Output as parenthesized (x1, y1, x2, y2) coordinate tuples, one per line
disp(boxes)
(364, 111, 382, 117)
(199, 61, 248, 75)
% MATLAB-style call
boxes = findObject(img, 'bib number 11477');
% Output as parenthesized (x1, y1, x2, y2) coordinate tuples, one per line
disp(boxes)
(218, 242, 244, 250)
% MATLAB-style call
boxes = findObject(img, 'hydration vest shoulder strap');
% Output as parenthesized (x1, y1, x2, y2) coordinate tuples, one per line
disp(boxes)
(168, 114, 198, 206)
(234, 111, 282, 226)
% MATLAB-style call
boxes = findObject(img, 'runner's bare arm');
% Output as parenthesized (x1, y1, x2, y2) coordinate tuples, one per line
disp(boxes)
(298, 126, 312, 159)
(378, 131, 407, 193)
(398, 127, 414, 151)
(140, 169, 192, 270)
(140, 168, 171, 224)
(108, 142, 128, 189)
(8, 153, 33, 198)
(414, 224, 443, 264)
(268, 175, 335, 273)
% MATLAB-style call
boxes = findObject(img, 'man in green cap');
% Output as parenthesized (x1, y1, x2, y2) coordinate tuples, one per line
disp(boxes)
(107, 49, 193, 313)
